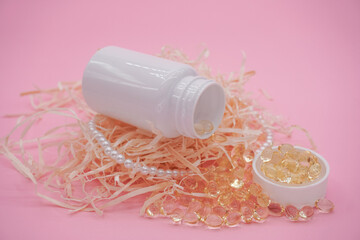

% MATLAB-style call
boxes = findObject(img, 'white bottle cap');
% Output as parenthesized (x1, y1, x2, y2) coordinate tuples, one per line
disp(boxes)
(252, 146, 330, 208)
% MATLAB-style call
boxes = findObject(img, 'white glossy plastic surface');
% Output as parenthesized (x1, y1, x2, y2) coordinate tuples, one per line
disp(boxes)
(252, 146, 329, 208)
(82, 46, 225, 139)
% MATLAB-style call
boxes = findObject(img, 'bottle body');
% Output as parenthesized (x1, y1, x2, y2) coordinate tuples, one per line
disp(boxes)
(82, 46, 225, 139)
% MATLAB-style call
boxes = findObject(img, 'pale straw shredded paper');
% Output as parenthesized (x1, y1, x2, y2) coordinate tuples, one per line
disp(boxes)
(0, 46, 315, 217)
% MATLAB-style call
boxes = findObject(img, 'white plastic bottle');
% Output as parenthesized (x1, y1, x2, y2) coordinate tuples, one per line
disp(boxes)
(82, 46, 225, 139)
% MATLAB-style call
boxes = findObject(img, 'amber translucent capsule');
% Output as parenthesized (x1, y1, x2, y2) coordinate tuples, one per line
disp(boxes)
(260, 147, 273, 162)
(257, 193, 270, 207)
(268, 202, 284, 216)
(226, 211, 242, 226)
(285, 205, 299, 221)
(315, 198, 334, 213)
(299, 206, 314, 219)
(249, 183, 262, 196)
(205, 214, 224, 228)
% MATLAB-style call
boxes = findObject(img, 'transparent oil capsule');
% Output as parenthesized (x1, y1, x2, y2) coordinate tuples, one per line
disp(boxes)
(315, 198, 334, 213)
(308, 162, 321, 180)
(276, 167, 291, 183)
(249, 183, 262, 197)
(268, 202, 284, 216)
(205, 180, 220, 197)
(231, 144, 245, 159)
(240, 200, 255, 223)
(253, 206, 269, 222)
(146, 202, 161, 217)
(299, 206, 314, 219)
(291, 171, 308, 184)
(170, 208, 185, 223)
(270, 150, 283, 164)
(226, 211, 242, 226)
(306, 152, 318, 165)
(261, 163, 277, 179)
(218, 192, 233, 206)
(196, 205, 212, 222)
(233, 167, 245, 179)
(281, 158, 299, 173)
(285, 148, 302, 160)
(260, 147, 273, 163)
(205, 214, 224, 228)
(297, 150, 311, 163)
(161, 198, 177, 215)
(285, 205, 299, 221)
(212, 205, 227, 218)
(243, 149, 255, 163)
(194, 120, 214, 135)
(278, 144, 294, 154)
(233, 188, 249, 201)
(257, 193, 270, 207)
(229, 199, 241, 211)
(183, 211, 199, 224)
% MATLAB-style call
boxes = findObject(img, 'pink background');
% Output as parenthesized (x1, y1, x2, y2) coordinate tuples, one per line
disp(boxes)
(1, 0, 359, 239)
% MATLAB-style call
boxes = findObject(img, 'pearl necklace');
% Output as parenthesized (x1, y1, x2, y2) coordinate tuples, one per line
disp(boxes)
(88, 115, 272, 178)
(88, 119, 189, 178)
(255, 114, 273, 155)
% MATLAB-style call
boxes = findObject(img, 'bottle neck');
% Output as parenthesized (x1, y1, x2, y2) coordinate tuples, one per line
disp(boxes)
(172, 75, 225, 139)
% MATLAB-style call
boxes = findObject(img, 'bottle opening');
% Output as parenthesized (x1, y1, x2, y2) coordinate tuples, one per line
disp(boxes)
(174, 76, 225, 139)
(192, 82, 225, 139)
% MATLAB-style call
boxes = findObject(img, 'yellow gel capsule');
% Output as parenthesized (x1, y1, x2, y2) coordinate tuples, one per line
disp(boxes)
(194, 120, 214, 135)
(308, 163, 321, 180)
(281, 158, 299, 173)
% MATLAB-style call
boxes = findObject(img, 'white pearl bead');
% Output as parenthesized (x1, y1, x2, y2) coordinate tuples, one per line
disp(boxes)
(180, 170, 187, 176)
(166, 170, 173, 176)
(259, 146, 265, 151)
(157, 169, 165, 176)
(101, 141, 110, 148)
(140, 166, 149, 175)
(116, 154, 125, 164)
(263, 142, 269, 148)
(92, 130, 99, 136)
(266, 139, 272, 145)
(89, 126, 95, 132)
(104, 147, 112, 155)
(98, 137, 106, 143)
(110, 150, 118, 159)
(94, 133, 102, 139)
(149, 167, 157, 175)
(124, 159, 134, 169)
(172, 170, 179, 177)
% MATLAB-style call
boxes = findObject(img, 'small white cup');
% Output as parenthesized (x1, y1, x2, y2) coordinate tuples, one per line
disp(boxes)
(252, 146, 330, 208)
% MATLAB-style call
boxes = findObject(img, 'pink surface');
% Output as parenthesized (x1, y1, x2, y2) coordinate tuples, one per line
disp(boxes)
(0, 0, 359, 239)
